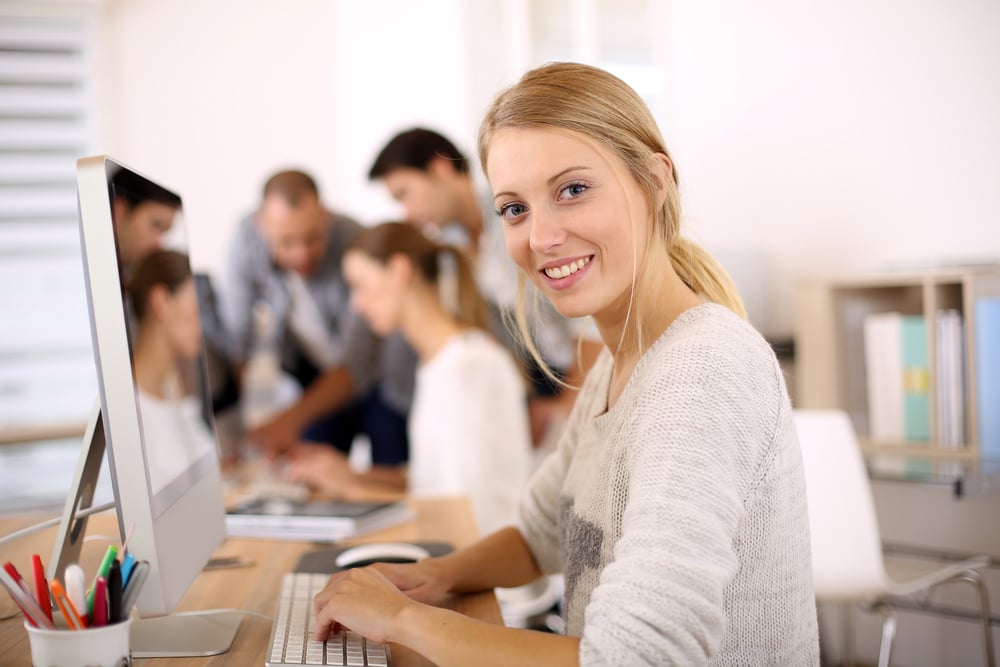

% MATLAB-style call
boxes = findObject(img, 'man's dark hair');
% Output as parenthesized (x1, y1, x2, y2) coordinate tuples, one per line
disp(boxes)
(262, 170, 320, 207)
(110, 167, 182, 209)
(368, 128, 469, 180)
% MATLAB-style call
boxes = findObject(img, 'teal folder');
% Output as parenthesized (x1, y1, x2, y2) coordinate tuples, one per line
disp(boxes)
(902, 316, 930, 442)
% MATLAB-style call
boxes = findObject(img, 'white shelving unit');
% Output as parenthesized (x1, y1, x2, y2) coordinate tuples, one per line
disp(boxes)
(795, 267, 1000, 459)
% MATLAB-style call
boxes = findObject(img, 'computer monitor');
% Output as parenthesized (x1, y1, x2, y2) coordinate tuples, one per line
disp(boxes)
(49, 155, 240, 656)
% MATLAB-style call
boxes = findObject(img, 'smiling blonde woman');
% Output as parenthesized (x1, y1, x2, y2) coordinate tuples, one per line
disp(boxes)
(307, 63, 820, 667)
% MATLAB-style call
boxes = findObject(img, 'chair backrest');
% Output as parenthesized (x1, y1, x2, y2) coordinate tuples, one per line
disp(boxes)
(794, 409, 888, 600)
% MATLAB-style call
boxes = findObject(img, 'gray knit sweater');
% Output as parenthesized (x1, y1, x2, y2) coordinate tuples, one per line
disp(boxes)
(518, 303, 820, 665)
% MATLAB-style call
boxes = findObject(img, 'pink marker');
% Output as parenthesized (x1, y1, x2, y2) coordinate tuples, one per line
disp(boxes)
(92, 576, 108, 627)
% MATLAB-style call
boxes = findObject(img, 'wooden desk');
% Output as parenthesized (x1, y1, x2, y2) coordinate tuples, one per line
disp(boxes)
(0, 498, 501, 666)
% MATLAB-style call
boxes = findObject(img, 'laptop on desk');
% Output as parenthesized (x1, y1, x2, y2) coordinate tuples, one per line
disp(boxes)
(225, 497, 414, 542)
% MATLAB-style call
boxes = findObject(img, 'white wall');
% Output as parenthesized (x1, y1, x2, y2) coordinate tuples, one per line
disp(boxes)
(96, 0, 491, 285)
(325, 0, 475, 228)
(665, 0, 1000, 336)
(94, 0, 1000, 339)
(98, 0, 340, 274)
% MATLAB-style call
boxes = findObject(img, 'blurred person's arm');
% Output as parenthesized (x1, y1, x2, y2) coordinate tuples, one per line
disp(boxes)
(285, 443, 406, 500)
(250, 311, 381, 455)
(248, 365, 356, 455)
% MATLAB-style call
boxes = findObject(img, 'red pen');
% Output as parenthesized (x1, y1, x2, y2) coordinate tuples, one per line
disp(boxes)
(92, 576, 108, 627)
(1, 566, 37, 628)
(3, 562, 34, 602)
(30, 555, 53, 624)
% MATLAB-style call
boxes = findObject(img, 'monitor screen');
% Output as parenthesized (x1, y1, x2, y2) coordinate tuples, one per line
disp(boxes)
(75, 155, 227, 618)
(110, 170, 217, 517)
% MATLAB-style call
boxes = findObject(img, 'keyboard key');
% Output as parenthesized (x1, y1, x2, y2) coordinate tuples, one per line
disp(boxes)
(366, 642, 389, 666)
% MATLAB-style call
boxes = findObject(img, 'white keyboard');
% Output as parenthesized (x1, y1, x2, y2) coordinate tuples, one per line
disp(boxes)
(267, 572, 391, 666)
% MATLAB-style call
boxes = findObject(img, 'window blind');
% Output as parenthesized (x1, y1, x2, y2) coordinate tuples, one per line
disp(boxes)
(0, 16, 96, 437)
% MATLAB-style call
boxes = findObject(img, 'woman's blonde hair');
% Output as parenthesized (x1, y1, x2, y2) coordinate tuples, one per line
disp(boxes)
(478, 62, 745, 367)
(348, 222, 491, 332)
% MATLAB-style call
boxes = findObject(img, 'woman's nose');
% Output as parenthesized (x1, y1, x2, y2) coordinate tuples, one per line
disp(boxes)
(528, 209, 566, 254)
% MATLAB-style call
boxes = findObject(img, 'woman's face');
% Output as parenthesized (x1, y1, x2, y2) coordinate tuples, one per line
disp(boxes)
(343, 250, 404, 336)
(486, 127, 653, 327)
(161, 278, 202, 361)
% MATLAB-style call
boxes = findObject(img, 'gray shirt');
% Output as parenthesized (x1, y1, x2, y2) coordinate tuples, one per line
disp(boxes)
(222, 211, 415, 414)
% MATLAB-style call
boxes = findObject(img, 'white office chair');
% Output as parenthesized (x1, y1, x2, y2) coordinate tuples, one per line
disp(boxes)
(793, 409, 995, 667)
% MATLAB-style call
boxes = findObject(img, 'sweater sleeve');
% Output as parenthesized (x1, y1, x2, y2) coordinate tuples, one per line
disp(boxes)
(517, 350, 614, 575)
(579, 334, 782, 666)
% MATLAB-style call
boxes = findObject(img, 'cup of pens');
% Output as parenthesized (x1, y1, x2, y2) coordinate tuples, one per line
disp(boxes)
(25, 616, 132, 667)
(3, 547, 148, 667)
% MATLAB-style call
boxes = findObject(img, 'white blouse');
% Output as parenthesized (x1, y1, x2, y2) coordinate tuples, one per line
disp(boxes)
(407, 329, 532, 535)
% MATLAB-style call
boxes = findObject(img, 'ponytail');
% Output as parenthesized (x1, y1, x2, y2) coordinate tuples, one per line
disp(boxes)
(669, 237, 747, 320)
(437, 245, 492, 333)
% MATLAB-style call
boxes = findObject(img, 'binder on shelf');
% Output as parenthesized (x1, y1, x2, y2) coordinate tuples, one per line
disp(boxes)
(975, 299, 1000, 458)
(901, 316, 930, 442)
(863, 312, 930, 444)
(864, 312, 904, 442)
(934, 309, 965, 448)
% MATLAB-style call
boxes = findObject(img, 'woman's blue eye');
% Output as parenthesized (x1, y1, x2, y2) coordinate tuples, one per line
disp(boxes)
(560, 182, 588, 199)
(498, 203, 527, 221)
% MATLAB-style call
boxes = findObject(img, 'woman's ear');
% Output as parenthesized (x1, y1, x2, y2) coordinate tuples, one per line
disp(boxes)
(648, 153, 674, 208)
(428, 154, 460, 181)
(386, 253, 414, 286)
(146, 284, 172, 320)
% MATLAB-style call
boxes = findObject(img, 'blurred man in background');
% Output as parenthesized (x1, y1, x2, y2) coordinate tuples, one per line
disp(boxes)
(223, 170, 415, 467)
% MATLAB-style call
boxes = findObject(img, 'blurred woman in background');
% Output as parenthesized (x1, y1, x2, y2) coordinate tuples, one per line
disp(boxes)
(128, 249, 217, 496)
(286, 222, 533, 537)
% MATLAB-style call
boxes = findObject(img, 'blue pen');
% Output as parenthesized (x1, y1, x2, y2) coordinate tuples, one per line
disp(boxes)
(120, 553, 137, 589)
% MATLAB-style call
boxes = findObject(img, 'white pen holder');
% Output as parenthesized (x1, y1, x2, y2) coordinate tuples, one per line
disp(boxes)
(25, 615, 132, 667)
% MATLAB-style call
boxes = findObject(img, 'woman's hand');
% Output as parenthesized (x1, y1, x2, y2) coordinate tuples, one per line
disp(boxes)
(248, 409, 303, 458)
(315, 559, 581, 667)
(370, 558, 454, 607)
(312, 566, 418, 643)
(284, 443, 352, 498)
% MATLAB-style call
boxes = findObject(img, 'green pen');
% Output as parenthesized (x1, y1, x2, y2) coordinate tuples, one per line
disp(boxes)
(86, 545, 118, 618)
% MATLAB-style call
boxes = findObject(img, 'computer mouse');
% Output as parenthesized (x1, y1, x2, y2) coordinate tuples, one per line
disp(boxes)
(334, 542, 432, 569)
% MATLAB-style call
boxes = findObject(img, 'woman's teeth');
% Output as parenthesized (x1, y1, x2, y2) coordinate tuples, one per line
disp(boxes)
(543, 256, 591, 279)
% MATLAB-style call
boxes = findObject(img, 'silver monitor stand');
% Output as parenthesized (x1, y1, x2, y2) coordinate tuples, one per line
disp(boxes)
(49, 400, 241, 657)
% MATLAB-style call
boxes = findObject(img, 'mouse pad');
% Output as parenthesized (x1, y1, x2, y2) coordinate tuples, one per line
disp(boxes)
(294, 541, 455, 574)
